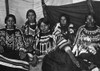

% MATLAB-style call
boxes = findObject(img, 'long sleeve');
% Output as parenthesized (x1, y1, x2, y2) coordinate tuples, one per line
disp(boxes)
(73, 25, 85, 46)
(72, 25, 85, 55)
(55, 33, 71, 50)
(0, 29, 7, 54)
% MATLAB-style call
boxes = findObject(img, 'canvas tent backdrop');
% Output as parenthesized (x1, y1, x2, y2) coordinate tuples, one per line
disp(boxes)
(43, 0, 100, 30)
(0, 0, 100, 29)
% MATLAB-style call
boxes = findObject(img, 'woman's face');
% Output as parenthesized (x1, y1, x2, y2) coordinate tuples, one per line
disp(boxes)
(60, 16, 67, 26)
(6, 17, 15, 28)
(27, 12, 35, 22)
(40, 22, 49, 32)
(86, 15, 95, 27)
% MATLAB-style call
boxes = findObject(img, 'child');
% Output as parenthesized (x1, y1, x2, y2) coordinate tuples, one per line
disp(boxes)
(23, 35, 38, 67)
(35, 18, 54, 59)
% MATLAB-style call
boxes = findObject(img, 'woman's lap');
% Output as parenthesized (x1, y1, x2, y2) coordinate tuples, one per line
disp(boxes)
(42, 49, 74, 71)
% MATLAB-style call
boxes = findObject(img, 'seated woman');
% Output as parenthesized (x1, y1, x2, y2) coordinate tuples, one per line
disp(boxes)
(72, 14, 100, 71)
(20, 9, 39, 66)
(21, 9, 39, 37)
(42, 14, 80, 71)
(53, 14, 75, 45)
(0, 14, 29, 71)
(21, 9, 39, 68)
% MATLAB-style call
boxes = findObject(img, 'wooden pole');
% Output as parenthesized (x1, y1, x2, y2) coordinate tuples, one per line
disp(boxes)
(87, 0, 95, 14)
(5, 0, 9, 16)
(41, 0, 47, 18)
(41, 0, 46, 7)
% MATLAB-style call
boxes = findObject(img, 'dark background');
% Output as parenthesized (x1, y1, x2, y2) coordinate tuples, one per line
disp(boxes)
(45, 1, 100, 30)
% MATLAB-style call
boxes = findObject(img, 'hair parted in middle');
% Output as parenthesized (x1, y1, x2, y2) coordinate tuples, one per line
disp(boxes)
(5, 14, 16, 24)
(26, 9, 36, 19)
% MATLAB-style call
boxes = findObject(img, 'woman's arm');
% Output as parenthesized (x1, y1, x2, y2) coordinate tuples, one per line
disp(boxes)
(15, 30, 27, 59)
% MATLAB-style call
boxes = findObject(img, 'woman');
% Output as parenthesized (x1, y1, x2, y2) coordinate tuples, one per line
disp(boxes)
(21, 9, 39, 37)
(53, 14, 75, 44)
(42, 14, 80, 71)
(72, 14, 100, 71)
(21, 9, 39, 66)
(0, 14, 29, 71)
(35, 18, 54, 58)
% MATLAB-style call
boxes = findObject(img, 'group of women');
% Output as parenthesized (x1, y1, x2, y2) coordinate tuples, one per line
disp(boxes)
(0, 9, 100, 71)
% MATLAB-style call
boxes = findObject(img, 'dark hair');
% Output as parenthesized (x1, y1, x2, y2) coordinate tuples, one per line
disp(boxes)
(5, 14, 16, 24)
(85, 13, 96, 24)
(85, 13, 95, 21)
(38, 18, 50, 29)
(26, 9, 36, 22)
(59, 14, 70, 26)
(24, 35, 34, 39)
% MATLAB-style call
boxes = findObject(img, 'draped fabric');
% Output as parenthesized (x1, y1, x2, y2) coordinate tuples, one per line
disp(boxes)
(0, 54, 29, 70)
(44, 1, 100, 30)
(45, 0, 73, 6)
(42, 50, 74, 71)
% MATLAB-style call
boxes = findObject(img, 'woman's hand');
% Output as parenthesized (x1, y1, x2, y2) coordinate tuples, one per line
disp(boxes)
(29, 55, 38, 67)
(19, 51, 27, 59)
(74, 61, 80, 68)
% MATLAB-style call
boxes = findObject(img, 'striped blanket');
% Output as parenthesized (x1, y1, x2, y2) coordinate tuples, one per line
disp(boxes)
(0, 54, 29, 70)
